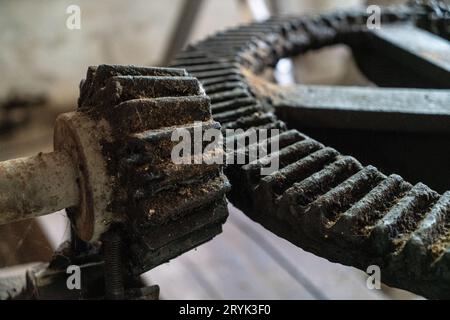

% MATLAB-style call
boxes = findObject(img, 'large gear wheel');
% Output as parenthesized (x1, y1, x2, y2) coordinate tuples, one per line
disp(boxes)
(172, 3, 450, 299)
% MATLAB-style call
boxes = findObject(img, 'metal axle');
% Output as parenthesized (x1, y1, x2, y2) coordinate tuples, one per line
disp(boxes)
(0, 151, 79, 225)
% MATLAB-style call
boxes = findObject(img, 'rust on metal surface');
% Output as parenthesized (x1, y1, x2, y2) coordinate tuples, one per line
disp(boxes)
(0, 64, 231, 279)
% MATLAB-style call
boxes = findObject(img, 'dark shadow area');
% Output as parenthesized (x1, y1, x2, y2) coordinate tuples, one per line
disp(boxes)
(278, 120, 450, 194)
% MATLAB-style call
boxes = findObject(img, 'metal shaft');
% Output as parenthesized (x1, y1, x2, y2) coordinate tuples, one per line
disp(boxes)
(0, 151, 79, 225)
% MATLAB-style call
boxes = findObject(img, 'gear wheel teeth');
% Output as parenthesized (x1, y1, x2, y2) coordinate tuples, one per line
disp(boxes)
(202, 81, 250, 95)
(300, 165, 386, 226)
(211, 97, 257, 113)
(330, 174, 413, 241)
(107, 96, 212, 134)
(130, 200, 228, 274)
(401, 191, 450, 276)
(222, 113, 283, 130)
(258, 146, 340, 197)
(79, 64, 188, 111)
(412, 0, 450, 40)
(201, 75, 246, 87)
(78, 65, 230, 274)
(172, 57, 236, 67)
(80, 76, 204, 119)
(213, 104, 264, 123)
(369, 183, 440, 255)
(190, 68, 243, 80)
(173, 6, 450, 298)
(279, 156, 364, 212)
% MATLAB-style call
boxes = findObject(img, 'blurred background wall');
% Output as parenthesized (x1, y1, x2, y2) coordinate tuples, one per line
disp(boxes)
(1, 0, 394, 109)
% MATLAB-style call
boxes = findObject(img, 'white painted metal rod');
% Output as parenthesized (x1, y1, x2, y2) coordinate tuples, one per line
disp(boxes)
(0, 151, 79, 225)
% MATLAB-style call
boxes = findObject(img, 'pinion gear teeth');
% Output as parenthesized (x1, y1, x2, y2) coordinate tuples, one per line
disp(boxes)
(0, 64, 230, 276)
(77, 64, 230, 274)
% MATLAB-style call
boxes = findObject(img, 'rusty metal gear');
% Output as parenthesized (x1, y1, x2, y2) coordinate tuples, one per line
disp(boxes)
(173, 3, 450, 299)
(77, 65, 230, 275)
(0, 65, 230, 299)
(412, 0, 450, 40)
